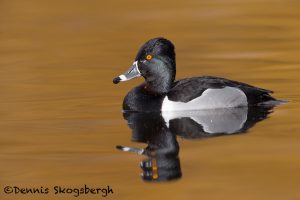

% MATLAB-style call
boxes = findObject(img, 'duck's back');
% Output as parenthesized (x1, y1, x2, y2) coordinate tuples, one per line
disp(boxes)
(161, 76, 276, 111)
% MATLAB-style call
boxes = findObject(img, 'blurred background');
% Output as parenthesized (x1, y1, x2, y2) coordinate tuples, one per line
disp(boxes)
(0, 0, 300, 199)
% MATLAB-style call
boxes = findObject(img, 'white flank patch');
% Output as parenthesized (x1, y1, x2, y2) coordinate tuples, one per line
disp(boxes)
(161, 87, 247, 111)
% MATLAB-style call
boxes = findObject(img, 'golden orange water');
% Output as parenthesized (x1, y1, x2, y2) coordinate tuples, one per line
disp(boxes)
(0, 0, 300, 199)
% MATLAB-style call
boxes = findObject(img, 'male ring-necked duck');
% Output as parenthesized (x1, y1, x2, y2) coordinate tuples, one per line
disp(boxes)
(113, 37, 278, 112)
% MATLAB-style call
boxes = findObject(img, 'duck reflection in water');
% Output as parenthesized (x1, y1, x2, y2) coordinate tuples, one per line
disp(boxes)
(116, 106, 275, 182)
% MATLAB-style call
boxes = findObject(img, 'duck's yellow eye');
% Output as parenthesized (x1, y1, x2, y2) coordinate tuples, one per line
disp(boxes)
(146, 54, 152, 60)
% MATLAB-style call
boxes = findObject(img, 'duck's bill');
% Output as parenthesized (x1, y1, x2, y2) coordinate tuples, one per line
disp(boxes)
(113, 61, 141, 84)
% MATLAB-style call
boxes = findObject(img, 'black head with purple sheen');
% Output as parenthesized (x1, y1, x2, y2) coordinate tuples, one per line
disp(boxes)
(113, 37, 176, 94)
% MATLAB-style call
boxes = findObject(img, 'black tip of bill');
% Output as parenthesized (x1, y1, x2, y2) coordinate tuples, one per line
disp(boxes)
(113, 77, 121, 84)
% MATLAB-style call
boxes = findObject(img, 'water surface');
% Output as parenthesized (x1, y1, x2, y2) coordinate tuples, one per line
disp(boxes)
(0, 0, 300, 199)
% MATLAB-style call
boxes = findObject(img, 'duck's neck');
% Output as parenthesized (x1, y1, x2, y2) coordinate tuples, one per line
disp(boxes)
(144, 70, 175, 95)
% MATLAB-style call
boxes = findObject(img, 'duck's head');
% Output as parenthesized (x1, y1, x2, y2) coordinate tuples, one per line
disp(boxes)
(113, 37, 176, 94)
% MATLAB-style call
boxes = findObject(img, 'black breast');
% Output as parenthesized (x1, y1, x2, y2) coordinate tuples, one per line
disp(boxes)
(123, 83, 165, 112)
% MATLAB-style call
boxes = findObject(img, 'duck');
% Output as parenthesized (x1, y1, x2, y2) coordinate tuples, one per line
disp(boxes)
(113, 37, 278, 112)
